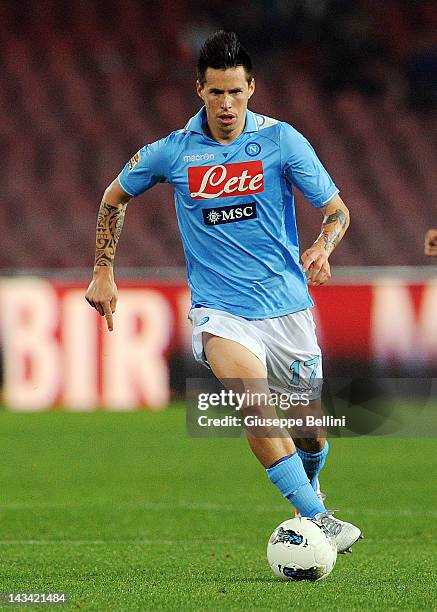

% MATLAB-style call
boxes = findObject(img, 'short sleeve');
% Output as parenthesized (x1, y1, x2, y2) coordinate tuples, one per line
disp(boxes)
(117, 136, 170, 197)
(280, 123, 339, 207)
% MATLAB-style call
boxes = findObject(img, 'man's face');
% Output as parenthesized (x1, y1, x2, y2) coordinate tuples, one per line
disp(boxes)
(196, 66, 255, 142)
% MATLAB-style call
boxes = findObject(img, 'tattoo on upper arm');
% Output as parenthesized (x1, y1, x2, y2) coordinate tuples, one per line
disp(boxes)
(95, 201, 127, 267)
(320, 208, 347, 252)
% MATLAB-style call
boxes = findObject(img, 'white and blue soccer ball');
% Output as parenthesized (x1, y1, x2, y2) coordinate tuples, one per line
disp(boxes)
(267, 517, 337, 581)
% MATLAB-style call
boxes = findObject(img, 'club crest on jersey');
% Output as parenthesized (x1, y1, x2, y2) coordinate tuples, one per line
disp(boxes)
(128, 151, 141, 170)
(203, 202, 257, 226)
(245, 142, 261, 156)
(189, 161, 264, 200)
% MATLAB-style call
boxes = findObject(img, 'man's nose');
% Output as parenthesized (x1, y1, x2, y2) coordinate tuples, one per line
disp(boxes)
(221, 94, 232, 109)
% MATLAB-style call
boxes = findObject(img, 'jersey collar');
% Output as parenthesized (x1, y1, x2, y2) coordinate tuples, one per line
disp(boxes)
(184, 107, 259, 135)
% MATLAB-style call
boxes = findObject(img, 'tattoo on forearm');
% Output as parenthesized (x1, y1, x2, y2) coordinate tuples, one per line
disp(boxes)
(320, 208, 347, 252)
(95, 201, 127, 267)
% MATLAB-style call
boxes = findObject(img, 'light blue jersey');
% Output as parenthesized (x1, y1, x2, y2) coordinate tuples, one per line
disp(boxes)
(118, 108, 339, 319)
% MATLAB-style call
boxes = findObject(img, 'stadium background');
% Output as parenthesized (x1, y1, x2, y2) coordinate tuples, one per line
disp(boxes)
(0, 0, 436, 409)
(0, 2, 436, 609)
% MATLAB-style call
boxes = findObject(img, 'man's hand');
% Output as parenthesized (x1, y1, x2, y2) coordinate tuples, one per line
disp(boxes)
(424, 229, 437, 257)
(85, 267, 118, 331)
(86, 180, 130, 331)
(301, 243, 331, 286)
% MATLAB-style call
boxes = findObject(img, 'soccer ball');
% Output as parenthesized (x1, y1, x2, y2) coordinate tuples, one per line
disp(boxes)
(267, 517, 337, 581)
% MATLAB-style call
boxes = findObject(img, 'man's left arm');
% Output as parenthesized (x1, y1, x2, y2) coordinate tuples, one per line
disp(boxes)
(301, 194, 350, 286)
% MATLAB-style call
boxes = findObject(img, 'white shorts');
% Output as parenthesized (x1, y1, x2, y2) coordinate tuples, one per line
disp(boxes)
(189, 307, 323, 399)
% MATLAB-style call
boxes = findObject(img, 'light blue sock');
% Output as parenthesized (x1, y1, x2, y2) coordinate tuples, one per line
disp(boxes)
(296, 441, 329, 490)
(266, 453, 326, 518)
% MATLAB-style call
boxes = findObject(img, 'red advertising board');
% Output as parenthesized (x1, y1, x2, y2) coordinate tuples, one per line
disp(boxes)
(0, 276, 436, 410)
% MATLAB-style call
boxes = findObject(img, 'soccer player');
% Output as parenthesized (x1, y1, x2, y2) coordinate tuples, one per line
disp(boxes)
(85, 31, 362, 553)
(424, 229, 437, 256)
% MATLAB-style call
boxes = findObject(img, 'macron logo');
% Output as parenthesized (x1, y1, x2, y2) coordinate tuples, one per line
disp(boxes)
(183, 153, 215, 163)
(189, 161, 264, 200)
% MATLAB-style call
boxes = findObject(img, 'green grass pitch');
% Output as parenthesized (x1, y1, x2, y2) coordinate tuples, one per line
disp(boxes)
(0, 406, 436, 611)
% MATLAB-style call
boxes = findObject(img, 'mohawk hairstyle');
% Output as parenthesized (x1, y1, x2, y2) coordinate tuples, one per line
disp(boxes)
(197, 30, 254, 85)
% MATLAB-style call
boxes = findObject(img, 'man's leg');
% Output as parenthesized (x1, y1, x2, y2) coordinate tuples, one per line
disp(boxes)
(203, 333, 325, 518)
(293, 399, 329, 491)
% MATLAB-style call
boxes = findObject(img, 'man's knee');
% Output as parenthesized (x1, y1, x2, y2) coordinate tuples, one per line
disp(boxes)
(294, 436, 327, 453)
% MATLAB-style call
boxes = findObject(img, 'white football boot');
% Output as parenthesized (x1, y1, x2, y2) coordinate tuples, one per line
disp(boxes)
(313, 510, 363, 554)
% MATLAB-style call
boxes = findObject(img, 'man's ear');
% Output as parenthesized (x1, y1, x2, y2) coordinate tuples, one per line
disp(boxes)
(196, 79, 204, 100)
(248, 78, 256, 99)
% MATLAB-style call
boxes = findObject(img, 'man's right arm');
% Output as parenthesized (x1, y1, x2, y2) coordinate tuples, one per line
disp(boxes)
(85, 179, 132, 331)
